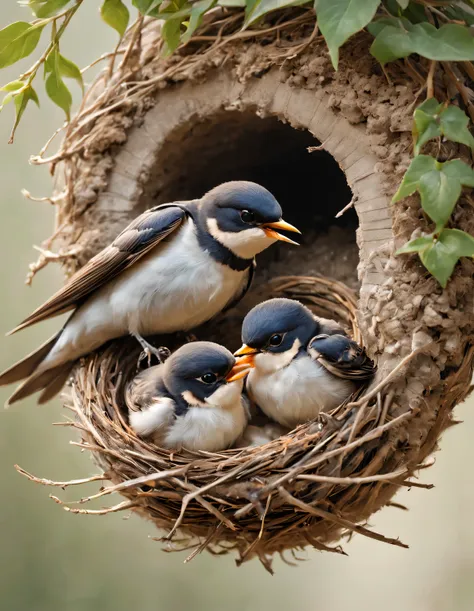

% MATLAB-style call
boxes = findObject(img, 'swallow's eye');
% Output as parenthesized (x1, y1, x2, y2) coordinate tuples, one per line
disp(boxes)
(268, 334, 283, 347)
(201, 372, 217, 384)
(241, 210, 255, 224)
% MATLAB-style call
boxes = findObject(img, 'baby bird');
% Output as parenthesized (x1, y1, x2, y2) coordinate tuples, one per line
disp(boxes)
(126, 341, 253, 452)
(235, 298, 376, 428)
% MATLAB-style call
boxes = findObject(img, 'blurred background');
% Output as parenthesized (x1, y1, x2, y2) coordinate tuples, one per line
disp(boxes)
(1, 3, 473, 611)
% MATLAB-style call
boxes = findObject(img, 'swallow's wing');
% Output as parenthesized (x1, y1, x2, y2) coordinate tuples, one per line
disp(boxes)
(10, 205, 187, 334)
(307, 334, 376, 382)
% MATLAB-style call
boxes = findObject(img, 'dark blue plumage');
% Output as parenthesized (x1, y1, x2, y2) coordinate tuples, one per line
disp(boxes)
(241, 298, 319, 354)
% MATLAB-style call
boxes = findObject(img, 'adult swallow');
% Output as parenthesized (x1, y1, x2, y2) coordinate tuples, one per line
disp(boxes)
(0, 181, 299, 406)
(235, 298, 376, 428)
(126, 341, 253, 452)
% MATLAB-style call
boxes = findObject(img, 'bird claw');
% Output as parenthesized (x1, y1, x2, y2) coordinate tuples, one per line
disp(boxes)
(133, 333, 171, 367)
(137, 345, 171, 368)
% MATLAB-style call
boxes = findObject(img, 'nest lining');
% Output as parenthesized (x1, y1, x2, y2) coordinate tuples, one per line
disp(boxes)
(19, 9, 474, 571)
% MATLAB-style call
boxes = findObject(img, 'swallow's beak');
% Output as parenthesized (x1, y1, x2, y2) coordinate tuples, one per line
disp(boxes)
(234, 345, 258, 358)
(225, 351, 256, 382)
(262, 219, 301, 245)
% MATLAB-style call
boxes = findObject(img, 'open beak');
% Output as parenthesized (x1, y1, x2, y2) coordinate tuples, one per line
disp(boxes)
(262, 219, 301, 245)
(225, 352, 256, 383)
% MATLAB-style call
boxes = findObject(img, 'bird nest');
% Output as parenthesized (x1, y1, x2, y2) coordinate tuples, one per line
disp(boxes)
(17, 273, 466, 572)
(17, 9, 474, 573)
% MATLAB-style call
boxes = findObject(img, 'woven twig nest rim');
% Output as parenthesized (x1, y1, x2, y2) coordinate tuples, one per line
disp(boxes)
(16, 275, 446, 571)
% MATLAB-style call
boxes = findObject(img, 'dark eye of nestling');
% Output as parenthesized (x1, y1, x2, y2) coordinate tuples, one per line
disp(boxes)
(240, 210, 255, 224)
(268, 334, 283, 347)
(201, 372, 217, 384)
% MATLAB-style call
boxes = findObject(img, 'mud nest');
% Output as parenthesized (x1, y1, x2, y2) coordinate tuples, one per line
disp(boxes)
(19, 8, 474, 571)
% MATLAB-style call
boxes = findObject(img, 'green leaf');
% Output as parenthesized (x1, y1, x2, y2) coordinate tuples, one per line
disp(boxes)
(392, 155, 437, 202)
(413, 99, 474, 154)
(396, 235, 434, 255)
(181, 0, 216, 43)
(161, 18, 182, 56)
(0, 22, 44, 69)
(442, 158, 474, 187)
(132, 0, 162, 15)
(11, 84, 39, 138)
(413, 98, 444, 155)
(245, 0, 308, 28)
(218, 0, 245, 5)
(395, 0, 409, 7)
(0, 80, 24, 110)
(439, 106, 474, 150)
(418, 166, 462, 228)
(101, 0, 130, 37)
(317, 0, 381, 69)
(420, 229, 474, 288)
(370, 20, 474, 65)
(444, 5, 474, 27)
(393, 156, 474, 227)
(45, 48, 72, 119)
(57, 54, 83, 93)
(23, 0, 71, 18)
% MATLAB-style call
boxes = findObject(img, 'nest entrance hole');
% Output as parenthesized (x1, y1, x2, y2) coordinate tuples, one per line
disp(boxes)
(139, 110, 359, 286)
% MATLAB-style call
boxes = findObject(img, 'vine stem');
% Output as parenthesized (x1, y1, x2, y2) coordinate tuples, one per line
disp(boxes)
(426, 60, 436, 99)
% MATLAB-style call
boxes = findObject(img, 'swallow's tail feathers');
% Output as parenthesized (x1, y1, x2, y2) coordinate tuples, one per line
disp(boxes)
(5, 362, 74, 407)
(0, 334, 59, 387)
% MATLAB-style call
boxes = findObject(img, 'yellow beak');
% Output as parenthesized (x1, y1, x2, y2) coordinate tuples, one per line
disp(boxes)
(234, 345, 259, 357)
(225, 352, 256, 382)
(262, 219, 301, 245)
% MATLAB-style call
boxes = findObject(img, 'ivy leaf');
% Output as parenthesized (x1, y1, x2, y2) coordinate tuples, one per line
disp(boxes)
(413, 99, 474, 154)
(10, 84, 39, 142)
(418, 165, 463, 228)
(413, 98, 444, 155)
(441, 158, 474, 186)
(392, 154, 437, 201)
(316, 0, 381, 69)
(396, 235, 434, 255)
(420, 229, 474, 287)
(101, 0, 130, 37)
(0, 22, 44, 69)
(370, 20, 474, 65)
(393, 156, 474, 227)
(397, 230, 474, 288)
(245, 0, 308, 28)
(181, 0, 216, 44)
(23, 0, 72, 18)
(44, 48, 72, 119)
(439, 106, 474, 150)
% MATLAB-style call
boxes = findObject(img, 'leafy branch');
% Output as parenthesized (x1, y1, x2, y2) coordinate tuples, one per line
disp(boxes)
(0, 0, 474, 286)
